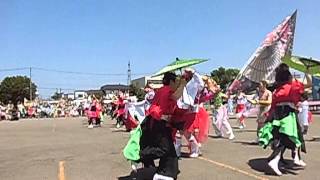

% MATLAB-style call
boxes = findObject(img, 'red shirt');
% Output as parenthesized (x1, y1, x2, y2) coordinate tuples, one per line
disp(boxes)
(271, 80, 304, 109)
(148, 85, 177, 120)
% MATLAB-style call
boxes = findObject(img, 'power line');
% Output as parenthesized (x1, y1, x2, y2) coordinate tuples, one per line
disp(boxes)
(37, 87, 76, 91)
(0, 66, 152, 76)
(32, 67, 151, 76)
(0, 67, 30, 72)
(32, 67, 127, 76)
(38, 82, 126, 87)
(0, 66, 210, 79)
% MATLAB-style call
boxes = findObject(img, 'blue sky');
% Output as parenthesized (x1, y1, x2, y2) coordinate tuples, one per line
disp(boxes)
(1, 0, 319, 97)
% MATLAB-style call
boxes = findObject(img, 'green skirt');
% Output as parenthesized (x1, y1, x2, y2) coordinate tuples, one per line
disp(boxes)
(259, 112, 301, 148)
(123, 125, 142, 161)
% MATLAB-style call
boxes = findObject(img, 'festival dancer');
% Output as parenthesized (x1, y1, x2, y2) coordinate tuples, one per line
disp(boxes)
(115, 93, 126, 129)
(144, 83, 155, 113)
(212, 89, 235, 140)
(123, 97, 139, 131)
(250, 80, 272, 142)
(110, 101, 117, 119)
(258, 63, 312, 176)
(87, 98, 101, 128)
(95, 99, 102, 126)
(87, 100, 96, 129)
(235, 90, 247, 129)
(121, 85, 156, 132)
(189, 80, 219, 157)
(138, 72, 186, 180)
(298, 92, 310, 135)
(227, 94, 234, 115)
(173, 73, 219, 158)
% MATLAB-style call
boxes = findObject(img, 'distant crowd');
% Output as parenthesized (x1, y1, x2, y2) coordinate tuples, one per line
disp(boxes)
(0, 97, 113, 121)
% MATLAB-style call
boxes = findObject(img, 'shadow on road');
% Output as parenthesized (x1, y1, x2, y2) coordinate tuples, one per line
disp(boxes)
(208, 135, 224, 139)
(233, 140, 259, 146)
(180, 152, 192, 158)
(248, 158, 269, 173)
(112, 129, 129, 133)
(305, 136, 320, 142)
(232, 128, 257, 133)
(118, 167, 156, 180)
(248, 158, 304, 176)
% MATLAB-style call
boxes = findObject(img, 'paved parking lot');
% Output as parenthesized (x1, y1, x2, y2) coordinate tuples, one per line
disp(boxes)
(0, 116, 319, 180)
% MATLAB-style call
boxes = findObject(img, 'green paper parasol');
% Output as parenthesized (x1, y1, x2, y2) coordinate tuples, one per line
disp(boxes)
(152, 58, 208, 77)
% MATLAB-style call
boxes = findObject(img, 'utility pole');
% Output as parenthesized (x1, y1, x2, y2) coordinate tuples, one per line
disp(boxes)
(59, 88, 62, 99)
(127, 61, 131, 86)
(29, 67, 32, 101)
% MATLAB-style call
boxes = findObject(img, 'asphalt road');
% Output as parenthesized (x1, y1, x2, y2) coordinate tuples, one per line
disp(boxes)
(0, 116, 319, 180)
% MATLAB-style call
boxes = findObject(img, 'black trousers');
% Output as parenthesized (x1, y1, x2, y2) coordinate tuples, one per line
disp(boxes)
(116, 115, 124, 126)
(139, 116, 179, 179)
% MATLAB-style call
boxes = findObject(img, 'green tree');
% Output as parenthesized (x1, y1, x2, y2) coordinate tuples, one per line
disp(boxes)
(51, 92, 63, 100)
(0, 76, 37, 104)
(210, 67, 240, 90)
(129, 84, 145, 101)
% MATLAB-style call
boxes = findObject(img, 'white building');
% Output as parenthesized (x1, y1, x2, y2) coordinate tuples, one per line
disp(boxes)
(74, 90, 87, 100)
(63, 93, 75, 100)
(131, 76, 163, 89)
(100, 84, 130, 100)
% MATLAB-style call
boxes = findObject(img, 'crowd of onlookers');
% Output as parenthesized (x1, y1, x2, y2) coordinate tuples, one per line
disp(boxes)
(0, 94, 120, 123)
(0, 100, 94, 121)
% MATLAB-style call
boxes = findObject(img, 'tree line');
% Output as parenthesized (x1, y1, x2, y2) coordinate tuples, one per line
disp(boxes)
(0, 67, 239, 104)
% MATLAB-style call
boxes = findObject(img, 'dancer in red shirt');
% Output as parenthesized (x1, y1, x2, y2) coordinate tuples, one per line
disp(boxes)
(139, 72, 186, 180)
(115, 94, 126, 129)
(259, 63, 311, 176)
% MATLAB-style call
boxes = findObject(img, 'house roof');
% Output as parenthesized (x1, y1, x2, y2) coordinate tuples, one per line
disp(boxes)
(74, 90, 87, 93)
(100, 84, 129, 91)
(86, 89, 104, 95)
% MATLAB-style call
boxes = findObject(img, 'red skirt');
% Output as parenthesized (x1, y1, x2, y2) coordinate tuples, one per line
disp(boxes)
(87, 110, 98, 119)
(183, 107, 210, 143)
(124, 113, 138, 131)
(116, 108, 125, 117)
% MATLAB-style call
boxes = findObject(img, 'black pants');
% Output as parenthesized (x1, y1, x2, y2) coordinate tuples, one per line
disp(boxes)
(269, 128, 296, 161)
(95, 118, 101, 125)
(88, 118, 93, 125)
(116, 115, 124, 126)
(139, 116, 179, 179)
(88, 118, 100, 124)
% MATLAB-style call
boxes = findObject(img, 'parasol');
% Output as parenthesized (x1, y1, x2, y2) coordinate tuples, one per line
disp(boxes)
(227, 10, 297, 94)
(152, 58, 208, 77)
(282, 55, 320, 77)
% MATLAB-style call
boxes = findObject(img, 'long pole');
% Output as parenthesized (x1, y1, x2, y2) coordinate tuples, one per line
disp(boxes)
(127, 61, 131, 85)
(127, 61, 131, 96)
(29, 67, 32, 101)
